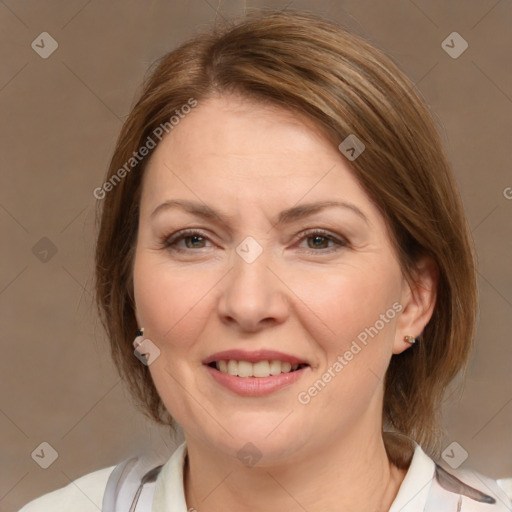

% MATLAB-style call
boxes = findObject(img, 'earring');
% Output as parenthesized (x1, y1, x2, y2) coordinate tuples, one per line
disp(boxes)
(404, 335, 417, 345)
(134, 327, 144, 349)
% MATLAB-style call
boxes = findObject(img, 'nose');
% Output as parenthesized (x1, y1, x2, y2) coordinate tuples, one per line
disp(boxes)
(217, 245, 289, 332)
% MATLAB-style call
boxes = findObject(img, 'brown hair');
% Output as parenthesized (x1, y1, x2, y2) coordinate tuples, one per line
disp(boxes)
(95, 8, 477, 458)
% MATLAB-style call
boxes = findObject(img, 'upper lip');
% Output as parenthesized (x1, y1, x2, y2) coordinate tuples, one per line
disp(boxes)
(203, 349, 309, 366)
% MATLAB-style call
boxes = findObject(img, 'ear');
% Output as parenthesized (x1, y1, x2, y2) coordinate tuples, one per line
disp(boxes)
(393, 255, 438, 355)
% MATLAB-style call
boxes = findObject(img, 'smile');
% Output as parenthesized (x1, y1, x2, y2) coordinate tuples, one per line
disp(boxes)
(208, 360, 309, 378)
(204, 361, 310, 397)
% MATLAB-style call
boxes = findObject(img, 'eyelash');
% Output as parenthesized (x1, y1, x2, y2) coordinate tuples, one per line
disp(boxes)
(161, 228, 348, 255)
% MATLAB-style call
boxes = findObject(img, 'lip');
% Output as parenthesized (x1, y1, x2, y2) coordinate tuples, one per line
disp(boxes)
(202, 349, 309, 365)
(205, 364, 310, 396)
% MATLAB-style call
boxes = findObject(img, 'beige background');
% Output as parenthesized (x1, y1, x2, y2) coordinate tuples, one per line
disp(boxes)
(1, 0, 511, 510)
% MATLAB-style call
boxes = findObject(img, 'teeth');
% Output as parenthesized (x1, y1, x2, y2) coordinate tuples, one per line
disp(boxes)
(269, 360, 281, 376)
(214, 360, 302, 378)
(237, 360, 253, 378)
(227, 360, 238, 376)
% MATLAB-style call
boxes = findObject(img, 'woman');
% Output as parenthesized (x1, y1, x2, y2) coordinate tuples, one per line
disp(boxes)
(19, 8, 511, 512)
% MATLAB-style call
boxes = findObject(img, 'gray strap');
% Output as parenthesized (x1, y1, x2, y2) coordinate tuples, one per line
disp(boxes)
(102, 456, 163, 512)
(424, 464, 500, 512)
(434, 465, 496, 504)
(128, 465, 163, 512)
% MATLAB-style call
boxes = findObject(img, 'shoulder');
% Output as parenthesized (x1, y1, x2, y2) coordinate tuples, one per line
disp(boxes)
(428, 463, 512, 511)
(386, 434, 512, 512)
(18, 465, 116, 512)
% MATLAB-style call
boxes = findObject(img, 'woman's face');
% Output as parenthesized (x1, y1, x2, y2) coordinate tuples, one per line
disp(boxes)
(133, 94, 427, 464)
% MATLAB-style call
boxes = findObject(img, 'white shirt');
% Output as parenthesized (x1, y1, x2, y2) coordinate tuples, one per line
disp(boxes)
(18, 440, 512, 511)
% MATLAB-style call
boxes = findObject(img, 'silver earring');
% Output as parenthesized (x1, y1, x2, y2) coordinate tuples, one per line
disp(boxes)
(134, 328, 144, 349)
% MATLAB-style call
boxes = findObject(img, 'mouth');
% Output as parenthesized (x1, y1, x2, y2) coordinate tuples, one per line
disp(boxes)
(206, 360, 310, 378)
(203, 350, 311, 396)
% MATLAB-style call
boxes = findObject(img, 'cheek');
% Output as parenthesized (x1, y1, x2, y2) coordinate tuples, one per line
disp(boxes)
(132, 252, 213, 419)
(297, 268, 401, 412)
(133, 251, 216, 348)
(289, 262, 400, 352)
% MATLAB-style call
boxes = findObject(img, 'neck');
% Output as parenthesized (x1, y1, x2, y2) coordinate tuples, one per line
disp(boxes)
(183, 429, 411, 512)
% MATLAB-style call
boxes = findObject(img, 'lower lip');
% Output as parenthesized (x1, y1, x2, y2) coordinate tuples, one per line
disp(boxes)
(204, 364, 309, 396)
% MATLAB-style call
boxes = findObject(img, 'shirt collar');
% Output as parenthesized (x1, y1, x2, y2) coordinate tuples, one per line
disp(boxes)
(388, 441, 436, 512)
(152, 440, 188, 512)
(152, 438, 436, 512)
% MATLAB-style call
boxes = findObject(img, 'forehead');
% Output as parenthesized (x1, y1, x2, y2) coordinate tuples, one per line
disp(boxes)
(157, 94, 333, 172)
(140, 94, 381, 225)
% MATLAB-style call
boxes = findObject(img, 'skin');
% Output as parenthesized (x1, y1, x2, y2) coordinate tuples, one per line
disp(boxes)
(133, 93, 438, 512)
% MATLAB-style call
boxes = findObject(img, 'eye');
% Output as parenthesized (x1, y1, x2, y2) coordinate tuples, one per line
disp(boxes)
(296, 229, 348, 254)
(161, 228, 348, 254)
(162, 229, 212, 251)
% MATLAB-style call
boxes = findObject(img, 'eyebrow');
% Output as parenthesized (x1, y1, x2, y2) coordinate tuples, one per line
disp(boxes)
(150, 199, 369, 226)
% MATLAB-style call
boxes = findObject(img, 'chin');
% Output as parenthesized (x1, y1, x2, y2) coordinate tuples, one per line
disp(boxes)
(210, 426, 307, 466)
